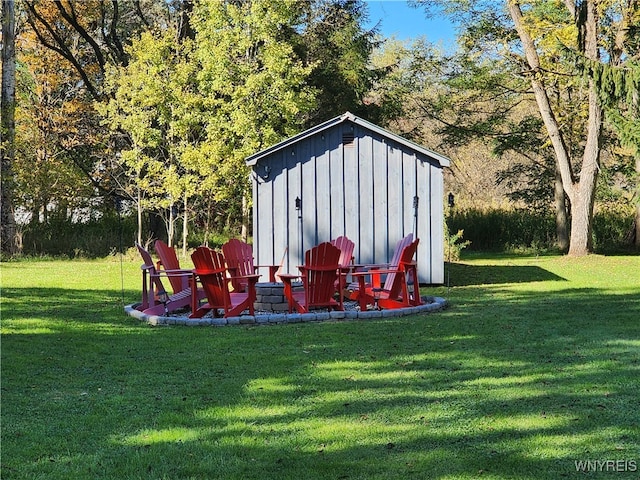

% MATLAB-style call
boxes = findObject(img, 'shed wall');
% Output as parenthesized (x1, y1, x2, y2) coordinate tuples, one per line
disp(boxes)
(251, 121, 445, 284)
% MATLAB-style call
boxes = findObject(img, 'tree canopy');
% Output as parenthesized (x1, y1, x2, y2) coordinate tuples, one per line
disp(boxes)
(407, 0, 640, 254)
(3, 0, 638, 256)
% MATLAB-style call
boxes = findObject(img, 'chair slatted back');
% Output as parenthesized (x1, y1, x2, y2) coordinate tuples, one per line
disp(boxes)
(155, 240, 189, 294)
(330, 236, 355, 267)
(136, 243, 168, 309)
(191, 247, 231, 310)
(382, 234, 414, 291)
(385, 238, 419, 299)
(301, 242, 341, 308)
(222, 239, 254, 291)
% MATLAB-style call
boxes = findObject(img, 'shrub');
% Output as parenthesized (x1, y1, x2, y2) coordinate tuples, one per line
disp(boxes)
(443, 221, 471, 261)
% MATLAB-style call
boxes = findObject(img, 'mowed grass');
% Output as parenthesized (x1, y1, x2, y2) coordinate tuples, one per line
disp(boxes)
(1, 254, 639, 479)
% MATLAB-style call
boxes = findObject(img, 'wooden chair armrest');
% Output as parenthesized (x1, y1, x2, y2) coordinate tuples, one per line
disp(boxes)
(279, 274, 300, 282)
(236, 274, 261, 290)
(228, 273, 261, 281)
(353, 263, 391, 270)
(255, 264, 281, 282)
(299, 265, 340, 272)
(158, 268, 193, 276)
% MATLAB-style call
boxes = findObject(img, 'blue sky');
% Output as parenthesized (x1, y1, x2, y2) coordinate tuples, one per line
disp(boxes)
(364, 0, 457, 48)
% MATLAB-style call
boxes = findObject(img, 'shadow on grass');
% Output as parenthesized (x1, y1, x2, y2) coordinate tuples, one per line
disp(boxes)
(447, 262, 566, 286)
(2, 283, 639, 479)
(2, 286, 141, 331)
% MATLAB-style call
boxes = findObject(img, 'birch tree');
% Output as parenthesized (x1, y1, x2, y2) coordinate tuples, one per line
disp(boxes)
(1, 0, 17, 255)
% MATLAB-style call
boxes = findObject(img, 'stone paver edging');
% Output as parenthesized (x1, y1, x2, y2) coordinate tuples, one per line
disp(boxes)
(124, 296, 447, 327)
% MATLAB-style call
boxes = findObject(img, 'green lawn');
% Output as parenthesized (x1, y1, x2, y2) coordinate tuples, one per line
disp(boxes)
(1, 254, 639, 479)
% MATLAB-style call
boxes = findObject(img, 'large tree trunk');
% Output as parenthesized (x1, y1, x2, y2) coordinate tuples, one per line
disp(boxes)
(509, 0, 603, 256)
(554, 166, 569, 251)
(567, 0, 602, 256)
(633, 156, 640, 249)
(1, 0, 18, 256)
(568, 82, 602, 256)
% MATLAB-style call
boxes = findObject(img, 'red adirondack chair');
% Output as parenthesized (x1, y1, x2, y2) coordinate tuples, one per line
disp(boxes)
(331, 235, 355, 268)
(189, 246, 259, 318)
(135, 243, 192, 316)
(349, 233, 413, 293)
(331, 235, 355, 292)
(154, 240, 190, 293)
(155, 240, 206, 303)
(350, 238, 422, 310)
(280, 242, 344, 313)
(222, 239, 279, 290)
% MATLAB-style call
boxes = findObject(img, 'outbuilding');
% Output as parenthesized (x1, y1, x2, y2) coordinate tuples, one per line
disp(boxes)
(245, 112, 450, 284)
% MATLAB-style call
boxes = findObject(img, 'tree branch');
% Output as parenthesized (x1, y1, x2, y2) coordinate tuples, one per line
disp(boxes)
(54, 0, 106, 71)
(23, 1, 101, 100)
(508, 0, 577, 200)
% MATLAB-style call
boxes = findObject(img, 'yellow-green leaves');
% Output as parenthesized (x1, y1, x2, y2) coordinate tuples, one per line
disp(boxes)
(99, 1, 317, 238)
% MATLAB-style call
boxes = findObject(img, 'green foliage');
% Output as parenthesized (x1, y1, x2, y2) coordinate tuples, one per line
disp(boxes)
(443, 220, 470, 261)
(19, 213, 137, 258)
(592, 204, 637, 253)
(99, 1, 321, 242)
(496, 153, 557, 211)
(300, 0, 383, 124)
(99, 30, 202, 226)
(191, 0, 317, 181)
(448, 206, 636, 253)
(583, 59, 640, 159)
(448, 208, 558, 252)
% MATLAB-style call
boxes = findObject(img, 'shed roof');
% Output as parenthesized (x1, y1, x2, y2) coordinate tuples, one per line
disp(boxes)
(245, 111, 451, 168)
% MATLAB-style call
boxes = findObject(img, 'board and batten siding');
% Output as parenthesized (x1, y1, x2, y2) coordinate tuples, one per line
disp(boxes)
(249, 114, 447, 285)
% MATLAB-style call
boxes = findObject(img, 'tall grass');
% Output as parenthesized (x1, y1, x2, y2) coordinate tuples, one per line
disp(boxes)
(2, 254, 639, 479)
(13, 205, 636, 259)
(19, 214, 138, 258)
(447, 207, 636, 252)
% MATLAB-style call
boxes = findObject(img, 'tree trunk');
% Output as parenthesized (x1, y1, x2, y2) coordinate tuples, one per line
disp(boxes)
(508, 0, 603, 257)
(137, 190, 143, 245)
(568, 176, 597, 256)
(554, 166, 569, 251)
(633, 155, 640, 249)
(1, 0, 18, 256)
(568, 0, 602, 256)
(241, 194, 249, 243)
(167, 204, 175, 247)
(568, 83, 602, 256)
(182, 191, 188, 258)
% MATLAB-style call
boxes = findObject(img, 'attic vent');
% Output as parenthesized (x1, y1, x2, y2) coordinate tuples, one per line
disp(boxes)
(342, 132, 355, 147)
